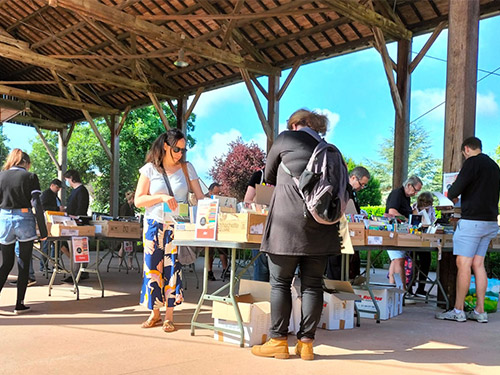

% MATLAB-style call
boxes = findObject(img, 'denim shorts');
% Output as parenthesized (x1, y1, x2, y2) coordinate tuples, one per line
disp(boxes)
(387, 250, 407, 260)
(0, 209, 37, 245)
(453, 219, 499, 258)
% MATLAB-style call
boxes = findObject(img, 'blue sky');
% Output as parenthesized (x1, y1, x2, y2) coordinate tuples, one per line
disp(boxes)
(3, 16, 500, 183)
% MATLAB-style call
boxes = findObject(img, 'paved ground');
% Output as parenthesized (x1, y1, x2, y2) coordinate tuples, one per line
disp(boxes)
(1, 255, 499, 375)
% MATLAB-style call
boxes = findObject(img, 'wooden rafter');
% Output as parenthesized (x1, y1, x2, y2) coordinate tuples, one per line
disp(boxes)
(0, 84, 119, 115)
(34, 124, 62, 170)
(0, 42, 176, 97)
(49, 0, 279, 76)
(116, 105, 131, 136)
(11, 115, 66, 130)
(410, 21, 447, 73)
(185, 87, 204, 122)
(6, 5, 50, 32)
(278, 60, 302, 100)
(240, 68, 271, 136)
(220, 0, 246, 49)
(0, 26, 30, 49)
(372, 27, 403, 118)
(321, 0, 412, 40)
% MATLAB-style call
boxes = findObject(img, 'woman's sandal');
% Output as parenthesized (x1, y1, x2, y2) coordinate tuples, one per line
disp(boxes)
(141, 317, 162, 328)
(162, 320, 176, 332)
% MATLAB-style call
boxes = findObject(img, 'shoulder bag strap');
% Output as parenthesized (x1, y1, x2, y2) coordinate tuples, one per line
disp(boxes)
(180, 162, 193, 193)
(161, 171, 175, 197)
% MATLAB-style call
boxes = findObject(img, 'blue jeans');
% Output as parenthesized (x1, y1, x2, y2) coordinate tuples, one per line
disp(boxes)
(252, 249, 270, 282)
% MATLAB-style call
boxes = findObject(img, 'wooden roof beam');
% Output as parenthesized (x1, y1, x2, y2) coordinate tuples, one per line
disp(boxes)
(0, 42, 177, 97)
(48, 0, 279, 76)
(6, 4, 51, 32)
(10, 115, 67, 130)
(410, 21, 446, 73)
(0, 84, 119, 115)
(321, 0, 412, 40)
(0, 26, 30, 49)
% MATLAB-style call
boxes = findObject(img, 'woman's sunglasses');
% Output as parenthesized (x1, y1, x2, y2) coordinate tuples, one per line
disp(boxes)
(172, 146, 187, 154)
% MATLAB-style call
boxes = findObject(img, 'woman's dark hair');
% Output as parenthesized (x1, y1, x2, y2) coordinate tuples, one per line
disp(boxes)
(2, 148, 30, 170)
(146, 129, 186, 172)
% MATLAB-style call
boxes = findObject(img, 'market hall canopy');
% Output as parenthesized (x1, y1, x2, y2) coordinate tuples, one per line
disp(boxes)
(1, 0, 499, 126)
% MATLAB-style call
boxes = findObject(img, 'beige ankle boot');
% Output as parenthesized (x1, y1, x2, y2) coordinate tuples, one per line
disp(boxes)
(251, 338, 290, 359)
(295, 339, 314, 360)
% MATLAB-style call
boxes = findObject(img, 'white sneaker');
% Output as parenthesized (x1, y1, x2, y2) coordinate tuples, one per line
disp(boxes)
(466, 310, 488, 323)
(435, 309, 466, 322)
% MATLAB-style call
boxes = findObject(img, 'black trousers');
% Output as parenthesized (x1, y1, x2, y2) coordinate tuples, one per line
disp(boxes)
(268, 253, 327, 340)
(0, 240, 34, 305)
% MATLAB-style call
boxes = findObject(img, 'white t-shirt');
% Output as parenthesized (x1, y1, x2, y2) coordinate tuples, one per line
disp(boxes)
(139, 162, 198, 222)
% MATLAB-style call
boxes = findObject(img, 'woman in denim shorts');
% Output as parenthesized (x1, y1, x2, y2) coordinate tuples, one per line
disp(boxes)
(0, 149, 47, 314)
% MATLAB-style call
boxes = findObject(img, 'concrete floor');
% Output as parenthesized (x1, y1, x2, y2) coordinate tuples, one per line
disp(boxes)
(1, 255, 499, 375)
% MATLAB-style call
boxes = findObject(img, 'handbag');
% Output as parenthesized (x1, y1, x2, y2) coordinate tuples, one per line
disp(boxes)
(161, 168, 200, 266)
(181, 162, 198, 207)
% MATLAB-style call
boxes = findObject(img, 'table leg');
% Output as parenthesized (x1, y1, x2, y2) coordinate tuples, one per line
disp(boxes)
(228, 248, 245, 347)
(69, 242, 80, 300)
(191, 246, 210, 336)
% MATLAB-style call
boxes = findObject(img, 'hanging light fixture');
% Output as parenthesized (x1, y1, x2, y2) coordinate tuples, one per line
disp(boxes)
(174, 48, 189, 68)
(174, 34, 189, 68)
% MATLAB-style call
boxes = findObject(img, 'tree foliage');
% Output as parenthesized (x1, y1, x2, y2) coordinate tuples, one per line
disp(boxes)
(209, 138, 266, 201)
(367, 122, 442, 193)
(29, 103, 195, 213)
(0, 131, 10, 166)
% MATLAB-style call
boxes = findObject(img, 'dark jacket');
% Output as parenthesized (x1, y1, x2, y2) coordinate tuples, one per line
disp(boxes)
(40, 188, 61, 212)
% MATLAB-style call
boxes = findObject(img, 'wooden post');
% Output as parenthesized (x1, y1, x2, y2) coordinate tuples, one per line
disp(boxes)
(267, 74, 280, 153)
(110, 114, 120, 217)
(392, 39, 411, 188)
(176, 96, 187, 134)
(440, 0, 480, 307)
(58, 128, 68, 204)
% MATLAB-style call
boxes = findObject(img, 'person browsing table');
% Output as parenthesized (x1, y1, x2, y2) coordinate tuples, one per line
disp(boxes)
(135, 129, 204, 332)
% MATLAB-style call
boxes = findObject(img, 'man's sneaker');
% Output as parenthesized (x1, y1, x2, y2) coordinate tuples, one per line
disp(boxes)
(14, 304, 31, 315)
(466, 310, 488, 323)
(27, 279, 37, 287)
(9, 280, 17, 286)
(207, 271, 216, 281)
(435, 309, 466, 322)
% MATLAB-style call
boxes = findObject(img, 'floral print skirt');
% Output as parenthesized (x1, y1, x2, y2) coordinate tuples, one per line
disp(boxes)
(140, 219, 183, 310)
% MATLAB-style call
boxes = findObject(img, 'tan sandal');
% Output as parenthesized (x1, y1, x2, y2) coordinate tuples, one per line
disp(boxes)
(141, 317, 162, 328)
(162, 320, 176, 332)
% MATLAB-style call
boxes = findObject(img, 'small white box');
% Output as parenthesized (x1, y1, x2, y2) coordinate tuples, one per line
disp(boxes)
(353, 284, 404, 320)
(212, 280, 271, 347)
(319, 280, 358, 330)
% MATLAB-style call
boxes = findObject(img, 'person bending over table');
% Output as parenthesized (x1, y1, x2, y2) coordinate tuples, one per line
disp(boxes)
(385, 175, 423, 289)
(0, 149, 47, 314)
(252, 109, 345, 361)
(135, 129, 204, 333)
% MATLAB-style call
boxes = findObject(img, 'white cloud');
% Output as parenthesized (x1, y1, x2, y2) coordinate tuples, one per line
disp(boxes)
(477, 92, 498, 116)
(189, 128, 242, 181)
(411, 88, 446, 122)
(314, 108, 340, 143)
(187, 83, 248, 118)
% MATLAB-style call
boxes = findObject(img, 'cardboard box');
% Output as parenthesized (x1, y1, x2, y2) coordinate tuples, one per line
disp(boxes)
(173, 222, 196, 241)
(50, 224, 95, 237)
(397, 233, 423, 247)
(255, 184, 274, 205)
(366, 230, 397, 246)
(490, 234, 500, 249)
(217, 213, 267, 243)
(353, 284, 404, 320)
(443, 234, 454, 248)
(348, 222, 365, 246)
(319, 280, 358, 330)
(91, 220, 141, 239)
(421, 233, 443, 247)
(212, 195, 238, 213)
(212, 280, 271, 347)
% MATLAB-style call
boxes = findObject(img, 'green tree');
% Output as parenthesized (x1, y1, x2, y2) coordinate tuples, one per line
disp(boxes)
(0, 130, 10, 166)
(368, 122, 442, 194)
(29, 103, 195, 212)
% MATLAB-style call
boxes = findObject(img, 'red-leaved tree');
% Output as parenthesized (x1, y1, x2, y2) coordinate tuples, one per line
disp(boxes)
(209, 137, 266, 201)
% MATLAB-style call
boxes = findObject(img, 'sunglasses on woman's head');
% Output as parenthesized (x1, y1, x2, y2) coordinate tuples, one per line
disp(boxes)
(172, 146, 187, 154)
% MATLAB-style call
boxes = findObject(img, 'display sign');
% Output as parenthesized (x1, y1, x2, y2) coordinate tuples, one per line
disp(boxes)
(443, 172, 459, 197)
(72, 236, 89, 263)
(195, 198, 219, 240)
(123, 241, 133, 253)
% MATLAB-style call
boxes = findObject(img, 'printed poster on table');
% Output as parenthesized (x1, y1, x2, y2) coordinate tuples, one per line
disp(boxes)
(72, 236, 89, 263)
(123, 241, 134, 253)
(442, 172, 459, 197)
(195, 198, 219, 240)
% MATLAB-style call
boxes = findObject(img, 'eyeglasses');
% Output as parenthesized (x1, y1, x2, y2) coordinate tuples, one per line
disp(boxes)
(172, 146, 187, 154)
(411, 184, 421, 193)
(355, 176, 367, 189)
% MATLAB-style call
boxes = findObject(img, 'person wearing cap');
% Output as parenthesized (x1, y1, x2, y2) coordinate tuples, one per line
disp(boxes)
(38, 179, 63, 272)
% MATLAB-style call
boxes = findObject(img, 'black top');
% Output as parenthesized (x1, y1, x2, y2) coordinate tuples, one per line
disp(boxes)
(448, 153, 500, 221)
(248, 169, 265, 187)
(0, 167, 41, 209)
(40, 188, 61, 211)
(385, 186, 411, 219)
(66, 185, 89, 216)
(119, 202, 135, 217)
(347, 184, 361, 214)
